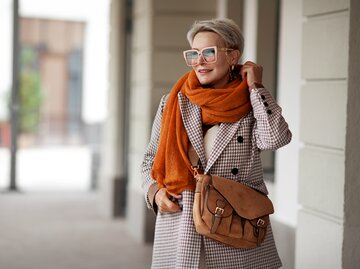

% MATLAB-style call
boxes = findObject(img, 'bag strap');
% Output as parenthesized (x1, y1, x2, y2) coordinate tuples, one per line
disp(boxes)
(188, 143, 199, 167)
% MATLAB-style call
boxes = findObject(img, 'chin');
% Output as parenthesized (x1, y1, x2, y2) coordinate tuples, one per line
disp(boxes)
(197, 77, 213, 87)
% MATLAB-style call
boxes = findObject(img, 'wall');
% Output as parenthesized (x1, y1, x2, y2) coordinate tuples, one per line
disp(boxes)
(296, 0, 350, 268)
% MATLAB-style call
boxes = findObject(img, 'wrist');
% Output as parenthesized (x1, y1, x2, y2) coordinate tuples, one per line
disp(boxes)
(249, 82, 264, 90)
(148, 183, 160, 207)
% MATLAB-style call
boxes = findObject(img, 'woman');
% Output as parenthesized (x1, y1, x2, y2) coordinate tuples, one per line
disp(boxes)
(141, 18, 291, 269)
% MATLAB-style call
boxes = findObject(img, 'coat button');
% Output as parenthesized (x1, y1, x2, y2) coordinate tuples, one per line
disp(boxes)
(237, 136, 244, 143)
(263, 101, 269, 107)
(267, 109, 272, 115)
(231, 168, 238, 175)
(261, 94, 266, 100)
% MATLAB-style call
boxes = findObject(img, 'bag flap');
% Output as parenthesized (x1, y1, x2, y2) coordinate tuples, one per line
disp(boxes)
(211, 175, 274, 219)
(205, 186, 234, 218)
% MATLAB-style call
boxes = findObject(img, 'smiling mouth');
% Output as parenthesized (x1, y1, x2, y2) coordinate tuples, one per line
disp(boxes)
(198, 69, 212, 74)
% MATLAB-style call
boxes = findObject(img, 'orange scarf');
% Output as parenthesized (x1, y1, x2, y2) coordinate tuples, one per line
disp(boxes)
(151, 69, 252, 194)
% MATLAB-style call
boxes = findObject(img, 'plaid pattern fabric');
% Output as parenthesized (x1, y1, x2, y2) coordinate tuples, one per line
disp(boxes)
(141, 88, 292, 268)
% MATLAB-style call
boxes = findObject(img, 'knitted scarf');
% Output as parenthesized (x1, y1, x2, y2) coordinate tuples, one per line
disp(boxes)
(151, 69, 252, 194)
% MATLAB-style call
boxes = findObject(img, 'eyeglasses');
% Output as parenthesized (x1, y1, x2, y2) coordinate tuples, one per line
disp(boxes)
(183, 46, 234, 66)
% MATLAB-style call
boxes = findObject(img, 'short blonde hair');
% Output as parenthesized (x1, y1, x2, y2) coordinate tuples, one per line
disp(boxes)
(186, 18, 244, 54)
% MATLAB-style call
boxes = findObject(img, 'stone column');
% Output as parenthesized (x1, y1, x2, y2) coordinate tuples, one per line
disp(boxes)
(98, 0, 127, 218)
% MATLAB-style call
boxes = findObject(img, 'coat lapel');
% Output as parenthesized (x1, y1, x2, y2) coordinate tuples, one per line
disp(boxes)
(204, 121, 241, 174)
(178, 93, 207, 168)
(178, 93, 242, 173)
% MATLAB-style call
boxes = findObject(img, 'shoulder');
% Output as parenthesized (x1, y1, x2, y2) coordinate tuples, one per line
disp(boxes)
(156, 94, 169, 114)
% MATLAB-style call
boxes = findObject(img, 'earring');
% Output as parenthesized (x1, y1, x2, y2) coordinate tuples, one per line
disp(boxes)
(229, 64, 236, 81)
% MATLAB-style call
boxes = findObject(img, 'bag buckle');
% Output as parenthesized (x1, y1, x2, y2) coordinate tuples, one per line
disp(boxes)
(192, 165, 200, 178)
(257, 218, 265, 227)
(215, 207, 225, 217)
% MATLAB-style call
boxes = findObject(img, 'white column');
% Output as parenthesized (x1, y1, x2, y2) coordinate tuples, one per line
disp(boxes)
(242, 0, 258, 62)
(98, 0, 126, 217)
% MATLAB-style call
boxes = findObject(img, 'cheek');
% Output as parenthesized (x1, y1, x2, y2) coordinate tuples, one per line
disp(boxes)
(215, 56, 230, 69)
(214, 60, 230, 76)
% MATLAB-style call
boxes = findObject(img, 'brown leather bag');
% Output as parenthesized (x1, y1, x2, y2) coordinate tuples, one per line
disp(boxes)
(193, 172, 274, 249)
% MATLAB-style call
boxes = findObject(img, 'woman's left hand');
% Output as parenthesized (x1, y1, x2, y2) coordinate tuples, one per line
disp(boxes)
(240, 61, 263, 89)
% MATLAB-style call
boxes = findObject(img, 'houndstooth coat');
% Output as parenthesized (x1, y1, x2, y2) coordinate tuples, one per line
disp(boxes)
(141, 87, 292, 269)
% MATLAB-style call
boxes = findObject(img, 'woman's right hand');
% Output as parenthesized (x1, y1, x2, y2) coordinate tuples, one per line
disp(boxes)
(155, 188, 182, 213)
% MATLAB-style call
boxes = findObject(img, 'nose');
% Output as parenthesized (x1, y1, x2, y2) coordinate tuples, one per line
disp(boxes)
(197, 53, 206, 65)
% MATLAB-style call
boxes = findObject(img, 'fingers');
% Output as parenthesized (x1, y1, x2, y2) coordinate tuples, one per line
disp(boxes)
(168, 192, 182, 200)
(155, 188, 182, 213)
(240, 61, 263, 87)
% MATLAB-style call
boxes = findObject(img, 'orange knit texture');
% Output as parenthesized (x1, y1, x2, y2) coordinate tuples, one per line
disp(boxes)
(151, 69, 252, 194)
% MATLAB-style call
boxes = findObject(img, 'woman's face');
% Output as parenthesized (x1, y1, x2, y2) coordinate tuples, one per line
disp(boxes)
(191, 31, 238, 88)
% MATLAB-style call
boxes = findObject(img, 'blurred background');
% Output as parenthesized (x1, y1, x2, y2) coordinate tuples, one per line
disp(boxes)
(0, 0, 108, 191)
(0, 0, 153, 268)
(1, 0, 359, 269)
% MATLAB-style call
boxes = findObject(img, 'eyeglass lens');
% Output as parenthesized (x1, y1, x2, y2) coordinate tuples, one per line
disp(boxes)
(185, 47, 216, 66)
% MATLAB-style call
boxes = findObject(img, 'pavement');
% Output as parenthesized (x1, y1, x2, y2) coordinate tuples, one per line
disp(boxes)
(0, 191, 153, 269)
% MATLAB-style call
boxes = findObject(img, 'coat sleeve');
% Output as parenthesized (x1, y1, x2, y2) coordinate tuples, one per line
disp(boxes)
(250, 87, 292, 150)
(140, 95, 167, 214)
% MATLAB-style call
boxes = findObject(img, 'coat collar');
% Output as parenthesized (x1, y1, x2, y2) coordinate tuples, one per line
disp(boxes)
(178, 93, 240, 173)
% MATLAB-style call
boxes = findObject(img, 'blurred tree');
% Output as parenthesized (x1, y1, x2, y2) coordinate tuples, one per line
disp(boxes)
(19, 47, 42, 134)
